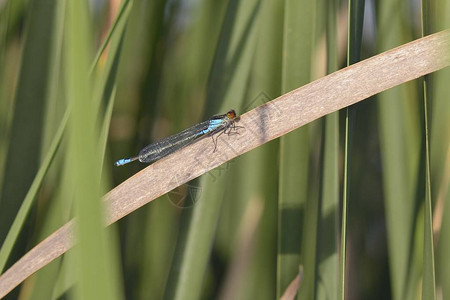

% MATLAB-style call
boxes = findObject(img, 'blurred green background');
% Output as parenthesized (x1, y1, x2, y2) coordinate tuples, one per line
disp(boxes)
(0, 0, 449, 299)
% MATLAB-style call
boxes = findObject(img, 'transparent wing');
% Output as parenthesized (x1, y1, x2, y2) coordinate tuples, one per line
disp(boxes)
(138, 119, 225, 163)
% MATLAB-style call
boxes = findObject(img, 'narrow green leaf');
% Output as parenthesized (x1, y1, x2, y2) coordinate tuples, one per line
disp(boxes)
(433, 2, 450, 298)
(340, 1, 365, 299)
(421, 84, 436, 299)
(347, 0, 365, 65)
(278, 0, 315, 298)
(65, 0, 120, 299)
(317, 113, 339, 300)
(316, 0, 339, 298)
(421, 1, 436, 298)
(376, 1, 422, 299)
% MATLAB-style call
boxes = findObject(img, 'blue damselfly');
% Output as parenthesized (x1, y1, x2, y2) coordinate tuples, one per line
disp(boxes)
(115, 109, 240, 166)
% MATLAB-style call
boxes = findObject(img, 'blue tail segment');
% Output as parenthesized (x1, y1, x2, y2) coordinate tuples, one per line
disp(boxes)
(115, 158, 134, 167)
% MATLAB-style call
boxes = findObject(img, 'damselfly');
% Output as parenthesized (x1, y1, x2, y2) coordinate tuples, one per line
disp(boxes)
(115, 109, 240, 166)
